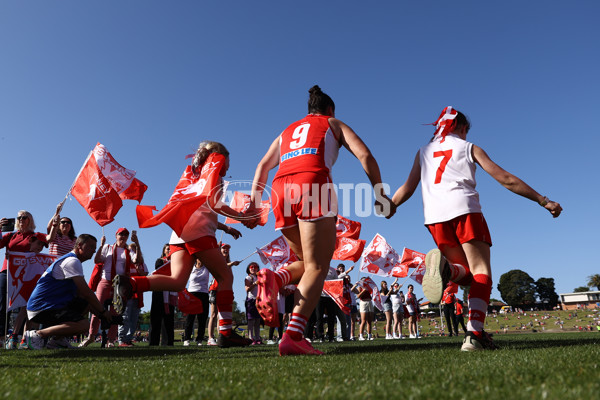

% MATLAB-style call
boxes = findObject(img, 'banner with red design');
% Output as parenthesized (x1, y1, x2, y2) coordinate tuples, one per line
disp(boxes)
(258, 236, 298, 270)
(333, 237, 366, 262)
(224, 191, 270, 226)
(392, 248, 426, 277)
(177, 288, 203, 315)
(359, 234, 401, 277)
(7, 251, 57, 311)
(335, 215, 361, 239)
(409, 262, 427, 285)
(355, 276, 382, 311)
(322, 279, 350, 315)
(71, 143, 147, 226)
(137, 153, 225, 236)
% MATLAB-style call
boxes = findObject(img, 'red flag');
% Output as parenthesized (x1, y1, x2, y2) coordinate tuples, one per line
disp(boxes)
(359, 234, 401, 277)
(336, 215, 361, 239)
(332, 237, 365, 262)
(71, 143, 147, 226)
(392, 248, 426, 277)
(71, 153, 123, 226)
(391, 263, 409, 278)
(152, 260, 172, 276)
(400, 248, 426, 269)
(177, 288, 203, 315)
(136, 153, 225, 236)
(322, 279, 350, 315)
(224, 191, 270, 226)
(120, 178, 148, 202)
(444, 282, 459, 295)
(91, 143, 147, 202)
(258, 236, 298, 270)
(355, 277, 383, 311)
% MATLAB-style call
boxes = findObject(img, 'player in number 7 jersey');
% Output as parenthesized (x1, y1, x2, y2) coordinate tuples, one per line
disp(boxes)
(389, 106, 562, 351)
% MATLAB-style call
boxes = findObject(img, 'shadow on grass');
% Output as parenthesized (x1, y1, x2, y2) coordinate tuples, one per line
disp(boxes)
(326, 336, 600, 355)
(24, 335, 600, 360)
(29, 345, 280, 361)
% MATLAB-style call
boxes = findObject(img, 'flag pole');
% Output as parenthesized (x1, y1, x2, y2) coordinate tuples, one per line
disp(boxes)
(238, 249, 258, 263)
(399, 266, 420, 287)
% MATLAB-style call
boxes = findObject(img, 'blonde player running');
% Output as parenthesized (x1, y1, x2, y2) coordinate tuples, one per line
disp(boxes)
(390, 106, 562, 351)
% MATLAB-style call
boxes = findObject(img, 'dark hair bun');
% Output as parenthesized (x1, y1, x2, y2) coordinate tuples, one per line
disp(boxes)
(308, 85, 322, 95)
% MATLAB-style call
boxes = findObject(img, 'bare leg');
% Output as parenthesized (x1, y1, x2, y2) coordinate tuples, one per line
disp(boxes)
(146, 250, 195, 292)
(285, 218, 336, 318)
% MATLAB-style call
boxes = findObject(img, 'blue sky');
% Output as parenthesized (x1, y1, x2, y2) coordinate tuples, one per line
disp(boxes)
(1, 1, 598, 310)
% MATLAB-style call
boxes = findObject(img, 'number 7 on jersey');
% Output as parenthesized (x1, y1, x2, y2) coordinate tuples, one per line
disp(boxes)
(433, 150, 452, 184)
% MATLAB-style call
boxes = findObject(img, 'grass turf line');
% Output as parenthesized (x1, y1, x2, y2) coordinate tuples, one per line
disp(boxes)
(1, 332, 598, 400)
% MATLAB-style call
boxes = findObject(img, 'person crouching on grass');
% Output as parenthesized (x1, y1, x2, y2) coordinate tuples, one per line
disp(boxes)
(24, 234, 113, 349)
(390, 106, 562, 351)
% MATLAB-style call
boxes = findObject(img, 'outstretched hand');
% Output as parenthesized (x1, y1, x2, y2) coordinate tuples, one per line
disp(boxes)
(545, 201, 563, 218)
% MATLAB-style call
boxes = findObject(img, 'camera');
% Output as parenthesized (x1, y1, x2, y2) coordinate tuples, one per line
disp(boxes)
(1, 218, 15, 232)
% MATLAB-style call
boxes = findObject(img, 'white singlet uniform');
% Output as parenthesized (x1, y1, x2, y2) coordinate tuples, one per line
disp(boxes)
(419, 134, 482, 225)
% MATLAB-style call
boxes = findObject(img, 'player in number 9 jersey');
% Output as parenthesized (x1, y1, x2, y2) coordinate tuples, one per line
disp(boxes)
(248, 85, 395, 356)
(390, 106, 562, 351)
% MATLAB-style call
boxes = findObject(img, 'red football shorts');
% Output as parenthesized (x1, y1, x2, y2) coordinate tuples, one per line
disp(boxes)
(272, 172, 337, 230)
(169, 236, 219, 256)
(426, 213, 492, 250)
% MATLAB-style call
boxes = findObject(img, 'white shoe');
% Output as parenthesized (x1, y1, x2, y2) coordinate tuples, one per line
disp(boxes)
(423, 249, 449, 304)
(197, 341, 203, 346)
(409, 334, 416, 339)
(183, 340, 190, 347)
(367, 334, 373, 341)
(358, 335, 365, 341)
(393, 334, 399, 339)
(266, 340, 276, 345)
(24, 330, 45, 350)
(207, 338, 217, 346)
(46, 337, 73, 349)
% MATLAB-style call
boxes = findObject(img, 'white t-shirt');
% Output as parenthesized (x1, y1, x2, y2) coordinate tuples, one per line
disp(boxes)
(246, 274, 258, 299)
(51, 256, 84, 280)
(419, 134, 482, 224)
(98, 245, 128, 280)
(188, 265, 210, 293)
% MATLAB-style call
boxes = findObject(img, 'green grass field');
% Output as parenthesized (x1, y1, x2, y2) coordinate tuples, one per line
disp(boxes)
(2, 331, 599, 400)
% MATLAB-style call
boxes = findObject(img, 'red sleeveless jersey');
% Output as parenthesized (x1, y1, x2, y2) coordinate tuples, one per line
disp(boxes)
(274, 114, 340, 179)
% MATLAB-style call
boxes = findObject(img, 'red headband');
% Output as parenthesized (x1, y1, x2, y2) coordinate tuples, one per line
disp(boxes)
(430, 106, 457, 143)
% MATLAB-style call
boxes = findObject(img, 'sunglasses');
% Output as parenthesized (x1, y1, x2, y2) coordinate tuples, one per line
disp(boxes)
(17, 216, 29, 221)
(60, 220, 71, 225)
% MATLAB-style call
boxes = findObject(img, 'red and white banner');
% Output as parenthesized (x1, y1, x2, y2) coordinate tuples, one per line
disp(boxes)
(224, 191, 270, 226)
(336, 215, 361, 239)
(410, 262, 427, 285)
(359, 234, 401, 277)
(137, 153, 225, 236)
(258, 236, 298, 271)
(71, 143, 147, 226)
(355, 277, 382, 311)
(7, 251, 57, 311)
(322, 279, 350, 315)
(177, 288, 203, 315)
(333, 237, 366, 262)
(392, 248, 426, 278)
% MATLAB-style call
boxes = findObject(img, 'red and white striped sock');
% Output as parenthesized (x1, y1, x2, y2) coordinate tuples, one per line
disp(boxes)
(216, 289, 234, 336)
(467, 274, 492, 332)
(274, 268, 292, 287)
(448, 262, 472, 286)
(286, 313, 308, 341)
